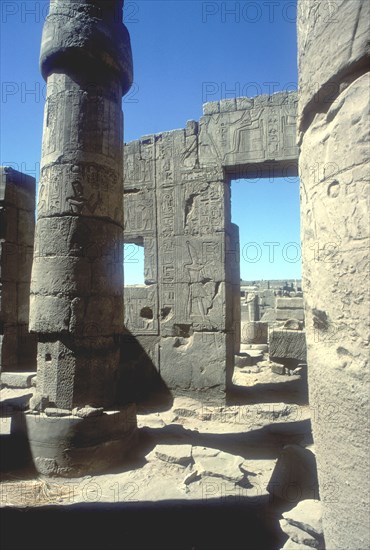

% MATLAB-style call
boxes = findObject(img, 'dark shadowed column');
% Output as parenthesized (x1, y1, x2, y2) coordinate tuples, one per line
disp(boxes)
(26, 0, 136, 477)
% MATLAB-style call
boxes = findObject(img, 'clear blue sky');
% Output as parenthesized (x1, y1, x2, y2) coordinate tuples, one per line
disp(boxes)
(0, 0, 300, 282)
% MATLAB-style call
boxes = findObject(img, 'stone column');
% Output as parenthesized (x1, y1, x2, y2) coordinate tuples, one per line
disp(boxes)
(27, 0, 136, 476)
(298, 1, 369, 548)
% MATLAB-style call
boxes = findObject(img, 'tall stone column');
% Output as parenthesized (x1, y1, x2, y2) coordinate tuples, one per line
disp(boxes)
(27, 0, 136, 476)
(298, 1, 369, 548)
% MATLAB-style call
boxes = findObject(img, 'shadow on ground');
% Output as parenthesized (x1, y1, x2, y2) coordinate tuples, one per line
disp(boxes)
(1, 495, 291, 550)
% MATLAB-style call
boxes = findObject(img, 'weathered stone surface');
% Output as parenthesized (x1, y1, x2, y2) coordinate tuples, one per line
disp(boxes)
(298, 1, 370, 548)
(44, 408, 71, 417)
(0, 167, 36, 373)
(270, 362, 286, 375)
(159, 332, 233, 397)
(72, 406, 104, 418)
(30, 0, 132, 416)
(146, 444, 193, 466)
(269, 329, 307, 362)
(35, 337, 120, 410)
(26, 0, 135, 477)
(192, 447, 245, 482)
(297, 0, 369, 127)
(279, 520, 321, 549)
(283, 319, 302, 331)
(25, 406, 137, 477)
(283, 500, 323, 539)
(280, 539, 311, 550)
(0, 372, 37, 389)
(123, 92, 298, 400)
(276, 309, 304, 322)
(276, 298, 304, 310)
(234, 353, 253, 368)
(241, 321, 268, 344)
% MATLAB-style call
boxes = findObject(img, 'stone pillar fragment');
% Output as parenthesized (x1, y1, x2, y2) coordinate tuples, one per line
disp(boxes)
(298, 1, 369, 548)
(27, 0, 136, 476)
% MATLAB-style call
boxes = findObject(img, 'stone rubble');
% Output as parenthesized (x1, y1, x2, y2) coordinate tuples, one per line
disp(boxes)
(279, 499, 324, 550)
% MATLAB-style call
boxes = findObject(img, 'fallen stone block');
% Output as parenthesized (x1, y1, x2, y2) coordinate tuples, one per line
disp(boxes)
(270, 362, 286, 375)
(44, 408, 71, 417)
(282, 499, 323, 539)
(146, 444, 193, 466)
(192, 447, 245, 483)
(269, 329, 307, 362)
(0, 372, 37, 389)
(280, 519, 321, 548)
(72, 406, 104, 418)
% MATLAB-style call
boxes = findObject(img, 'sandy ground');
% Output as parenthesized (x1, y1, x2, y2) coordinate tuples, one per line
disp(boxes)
(0, 364, 311, 509)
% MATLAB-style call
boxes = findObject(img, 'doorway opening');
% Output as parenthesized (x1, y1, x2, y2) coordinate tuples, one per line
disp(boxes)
(229, 175, 305, 380)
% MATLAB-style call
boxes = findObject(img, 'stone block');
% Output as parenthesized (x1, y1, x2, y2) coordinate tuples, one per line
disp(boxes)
(30, 293, 123, 336)
(0, 372, 37, 388)
(0, 167, 36, 211)
(17, 282, 30, 324)
(269, 329, 307, 362)
(17, 324, 37, 370)
(276, 297, 304, 310)
(0, 282, 17, 323)
(279, 520, 322, 549)
(29, 295, 71, 333)
(192, 447, 245, 482)
(270, 362, 285, 375)
(202, 101, 220, 115)
(219, 98, 236, 112)
(236, 97, 253, 111)
(17, 209, 35, 246)
(276, 309, 305, 322)
(0, 326, 17, 371)
(146, 444, 193, 466)
(35, 337, 120, 409)
(0, 241, 18, 282)
(160, 331, 233, 398)
(33, 216, 123, 261)
(16, 246, 33, 283)
(1, 205, 18, 243)
(282, 499, 323, 539)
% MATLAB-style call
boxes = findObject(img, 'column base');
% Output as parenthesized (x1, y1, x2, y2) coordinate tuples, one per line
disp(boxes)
(25, 404, 137, 477)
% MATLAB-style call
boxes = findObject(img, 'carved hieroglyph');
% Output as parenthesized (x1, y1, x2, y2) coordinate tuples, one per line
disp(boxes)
(30, 0, 133, 410)
(123, 93, 299, 399)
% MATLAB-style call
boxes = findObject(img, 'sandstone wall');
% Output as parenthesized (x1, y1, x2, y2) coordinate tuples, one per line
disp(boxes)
(123, 93, 299, 400)
(0, 167, 36, 372)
